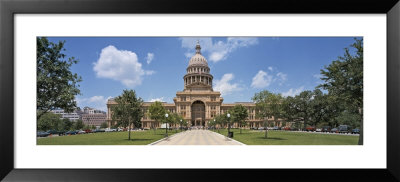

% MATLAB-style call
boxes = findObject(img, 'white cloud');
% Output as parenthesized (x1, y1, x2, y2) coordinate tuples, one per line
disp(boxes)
(277, 72, 287, 81)
(88, 95, 105, 103)
(93, 45, 154, 88)
(148, 97, 164, 102)
(76, 95, 112, 112)
(276, 72, 288, 85)
(251, 70, 273, 88)
(145, 53, 154, 64)
(180, 37, 258, 62)
(213, 73, 242, 96)
(268, 67, 273, 71)
(282, 86, 304, 97)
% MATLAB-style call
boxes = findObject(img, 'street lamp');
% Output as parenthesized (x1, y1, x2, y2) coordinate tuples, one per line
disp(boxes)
(165, 113, 169, 137)
(213, 119, 216, 131)
(180, 119, 182, 131)
(227, 113, 231, 137)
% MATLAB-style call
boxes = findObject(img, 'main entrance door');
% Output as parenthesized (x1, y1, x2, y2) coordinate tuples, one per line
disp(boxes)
(191, 100, 205, 126)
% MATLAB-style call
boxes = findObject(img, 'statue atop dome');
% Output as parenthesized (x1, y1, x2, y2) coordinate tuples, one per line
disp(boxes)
(195, 40, 201, 55)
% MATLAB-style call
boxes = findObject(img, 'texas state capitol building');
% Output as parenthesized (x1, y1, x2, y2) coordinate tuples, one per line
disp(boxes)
(106, 42, 265, 129)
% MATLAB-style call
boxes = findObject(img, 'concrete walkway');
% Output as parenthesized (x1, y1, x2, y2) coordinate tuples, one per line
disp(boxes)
(152, 130, 245, 145)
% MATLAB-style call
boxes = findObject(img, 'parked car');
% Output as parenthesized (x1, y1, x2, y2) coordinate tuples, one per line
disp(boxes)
(330, 128, 338, 133)
(305, 126, 315, 132)
(47, 130, 65, 136)
(351, 128, 360, 134)
(37, 131, 50, 137)
(282, 127, 291, 131)
(65, 130, 78, 135)
(77, 130, 86, 134)
(322, 126, 331, 132)
(272, 126, 279, 130)
(338, 125, 350, 134)
(84, 129, 92, 133)
(258, 127, 265, 130)
(93, 129, 105, 133)
(105, 128, 117, 132)
(316, 128, 322, 132)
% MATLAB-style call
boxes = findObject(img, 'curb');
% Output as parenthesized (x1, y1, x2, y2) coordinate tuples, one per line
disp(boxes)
(211, 130, 246, 145)
(148, 130, 188, 145)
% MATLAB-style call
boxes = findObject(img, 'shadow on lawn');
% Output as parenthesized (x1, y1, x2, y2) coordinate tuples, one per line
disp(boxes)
(124, 138, 153, 142)
(256, 137, 287, 140)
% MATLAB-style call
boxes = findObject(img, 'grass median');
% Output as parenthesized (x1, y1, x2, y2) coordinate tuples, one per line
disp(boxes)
(37, 129, 182, 145)
(211, 129, 359, 145)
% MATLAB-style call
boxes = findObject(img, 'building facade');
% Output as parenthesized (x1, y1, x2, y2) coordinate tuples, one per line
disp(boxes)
(82, 113, 106, 127)
(81, 107, 107, 126)
(106, 42, 275, 129)
(51, 109, 80, 122)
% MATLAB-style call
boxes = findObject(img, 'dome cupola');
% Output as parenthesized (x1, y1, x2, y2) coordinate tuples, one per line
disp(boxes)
(188, 41, 208, 67)
(183, 41, 213, 91)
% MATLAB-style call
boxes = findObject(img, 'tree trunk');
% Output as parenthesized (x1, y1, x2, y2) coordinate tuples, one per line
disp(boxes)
(128, 120, 131, 140)
(358, 108, 363, 145)
(264, 121, 268, 139)
(265, 129, 268, 139)
(153, 121, 156, 134)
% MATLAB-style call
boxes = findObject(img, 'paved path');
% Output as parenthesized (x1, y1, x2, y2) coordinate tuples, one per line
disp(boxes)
(152, 130, 244, 145)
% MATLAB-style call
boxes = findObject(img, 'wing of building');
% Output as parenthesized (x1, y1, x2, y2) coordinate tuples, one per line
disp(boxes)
(106, 41, 277, 129)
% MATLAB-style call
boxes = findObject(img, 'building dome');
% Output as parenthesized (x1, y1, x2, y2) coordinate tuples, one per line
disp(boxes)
(188, 54, 208, 67)
(188, 41, 208, 67)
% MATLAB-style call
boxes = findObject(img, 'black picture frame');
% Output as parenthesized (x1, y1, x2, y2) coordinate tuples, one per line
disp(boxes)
(1, 0, 399, 181)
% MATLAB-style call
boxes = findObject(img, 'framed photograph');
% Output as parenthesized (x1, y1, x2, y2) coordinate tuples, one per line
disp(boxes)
(1, 0, 399, 181)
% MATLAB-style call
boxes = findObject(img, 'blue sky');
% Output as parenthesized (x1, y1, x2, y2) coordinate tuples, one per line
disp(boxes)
(47, 37, 359, 112)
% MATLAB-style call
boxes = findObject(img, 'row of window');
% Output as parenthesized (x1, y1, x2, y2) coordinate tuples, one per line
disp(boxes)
(187, 67, 209, 74)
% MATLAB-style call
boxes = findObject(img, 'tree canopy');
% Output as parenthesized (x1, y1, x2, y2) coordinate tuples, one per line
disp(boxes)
(148, 101, 167, 130)
(37, 37, 82, 120)
(111, 89, 144, 140)
(252, 90, 283, 138)
(319, 38, 363, 145)
(229, 104, 248, 134)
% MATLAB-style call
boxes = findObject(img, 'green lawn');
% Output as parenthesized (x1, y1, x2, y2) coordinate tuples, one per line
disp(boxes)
(37, 129, 182, 145)
(211, 129, 359, 145)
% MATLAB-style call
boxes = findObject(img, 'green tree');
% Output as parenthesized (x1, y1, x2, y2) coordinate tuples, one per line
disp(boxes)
(294, 90, 313, 130)
(74, 119, 84, 130)
(100, 122, 108, 129)
(214, 114, 227, 133)
(309, 89, 330, 129)
(61, 118, 72, 131)
(111, 89, 144, 140)
(179, 118, 188, 131)
(252, 90, 284, 138)
(36, 37, 82, 120)
(282, 96, 301, 130)
(148, 101, 166, 133)
(170, 112, 184, 132)
(229, 104, 249, 134)
(320, 38, 363, 145)
(336, 108, 361, 128)
(37, 112, 61, 131)
(163, 111, 176, 136)
(83, 125, 90, 130)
